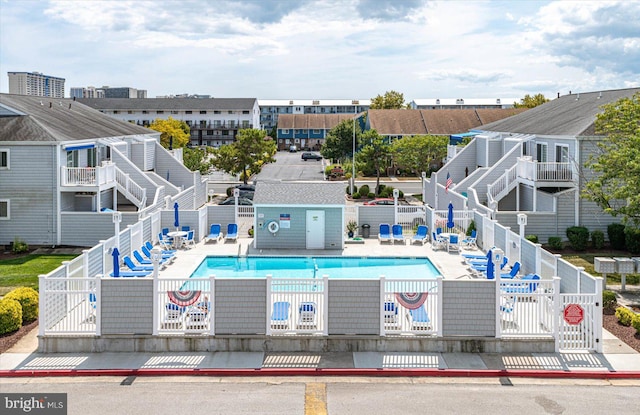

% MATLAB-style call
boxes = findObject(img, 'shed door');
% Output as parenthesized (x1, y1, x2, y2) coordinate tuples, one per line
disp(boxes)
(306, 210, 325, 249)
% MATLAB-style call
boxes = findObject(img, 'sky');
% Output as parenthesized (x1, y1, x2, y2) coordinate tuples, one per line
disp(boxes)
(0, 0, 638, 101)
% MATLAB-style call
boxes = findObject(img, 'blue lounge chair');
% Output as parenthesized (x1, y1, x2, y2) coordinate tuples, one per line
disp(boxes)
(271, 301, 291, 329)
(162, 303, 186, 329)
(297, 302, 317, 328)
(225, 223, 238, 242)
(378, 223, 392, 243)
(392, 224, 405, 244)
(407, 305, 431, 330)
(133, 249, 169, 266)
(141, 244, 175, 259)
(205, 223, 223, 243)
(110, 269, 151, 277)
(123, 255, 155, 272)
(500, 295, 517, 321)
(411, 225, 429, 245)
(383, 301, 400, 329)
(502, 274, 541, 294)
(500, 261, 521, 279)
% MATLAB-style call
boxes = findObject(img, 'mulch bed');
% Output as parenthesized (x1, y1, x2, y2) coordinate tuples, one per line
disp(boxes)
(603, 310, 640, 353)
(0, 319, 38, 354)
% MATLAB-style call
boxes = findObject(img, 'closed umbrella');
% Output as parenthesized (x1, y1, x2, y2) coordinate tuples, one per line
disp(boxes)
(486, 249, 495, 280)
(173, 202, 180, 229)
(112, 247, 120, 278)
(447, 202, 455, 230)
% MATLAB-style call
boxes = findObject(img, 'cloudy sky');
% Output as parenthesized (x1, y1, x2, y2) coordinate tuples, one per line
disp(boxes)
(0, 0, 638, 100)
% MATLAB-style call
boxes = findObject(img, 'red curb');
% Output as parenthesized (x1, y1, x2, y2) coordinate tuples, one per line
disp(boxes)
(1, 368, 639, 379)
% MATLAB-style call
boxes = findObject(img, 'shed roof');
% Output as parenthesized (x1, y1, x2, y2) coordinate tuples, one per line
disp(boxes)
(0, 93, 153, 142)
(254, 181, 346, 205)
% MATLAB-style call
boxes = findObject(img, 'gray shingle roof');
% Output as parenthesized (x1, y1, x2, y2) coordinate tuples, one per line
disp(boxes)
(254, 181, 346, 205)
(78, 97, 257, 111)
(477, 88, 640, 136)
(0, 93, 153, 142)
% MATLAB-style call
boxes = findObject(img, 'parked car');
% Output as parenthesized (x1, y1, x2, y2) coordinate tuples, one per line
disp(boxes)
(219, 197, 253, 206)
(363, 198, 395, 205)
(301, 152, 323, 161)
(289, 146, 297, 152)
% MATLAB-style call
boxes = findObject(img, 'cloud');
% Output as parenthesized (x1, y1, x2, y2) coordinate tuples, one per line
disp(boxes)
(419, 70, 510, 84)
(356, 0, 423, 20)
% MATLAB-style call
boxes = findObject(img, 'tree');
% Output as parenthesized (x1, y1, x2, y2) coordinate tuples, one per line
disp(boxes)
(183, 146, 214, 175)
(583, 92, 640, 225)
(370, 90, 407, 109)
(148, 117, 191, 149)
(357, 130, 391, 195)
(391, 134, 449, 176)
(210, 129, 276, 184)
(321, 119, 361, 162)
(513, 93, 549, 108)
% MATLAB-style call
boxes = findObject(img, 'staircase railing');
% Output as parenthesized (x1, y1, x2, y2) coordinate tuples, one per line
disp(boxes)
(115, 167, 147, 208)
(486, 164, 518, 207)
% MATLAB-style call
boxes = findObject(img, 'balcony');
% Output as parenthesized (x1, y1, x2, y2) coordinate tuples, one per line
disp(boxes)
(61, 162, 115, 187)
(517, 159, 574, 182)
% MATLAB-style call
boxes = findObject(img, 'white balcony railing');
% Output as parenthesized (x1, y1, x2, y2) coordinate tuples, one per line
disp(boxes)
(518, 159, 573, 182)
(61, 163, 116, 186)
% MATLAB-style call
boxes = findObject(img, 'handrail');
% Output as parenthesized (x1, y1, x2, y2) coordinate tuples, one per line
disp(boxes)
(115, 167, 147, 208)
(487, 164, 517, 206)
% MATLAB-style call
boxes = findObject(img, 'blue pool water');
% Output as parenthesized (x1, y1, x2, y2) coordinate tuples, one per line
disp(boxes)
(190, 256, 441, 279)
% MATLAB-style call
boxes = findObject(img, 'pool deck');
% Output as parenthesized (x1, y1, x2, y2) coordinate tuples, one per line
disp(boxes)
(159, 237, 477, 280)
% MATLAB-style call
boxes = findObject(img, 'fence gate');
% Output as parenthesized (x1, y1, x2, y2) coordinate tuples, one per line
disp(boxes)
(557, 293, 602, 352)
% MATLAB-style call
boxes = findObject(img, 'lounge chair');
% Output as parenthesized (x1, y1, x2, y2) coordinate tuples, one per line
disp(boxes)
(411, 225, 429, 245)
(185, 301, 210, 332)
(406, 304, 431, 331)
(502, 274, 540, 294)
(383, 301, 400, 330)
(461, 230, 477, 249)
(392, 224, 405, 244)
(500, 295, 517, 322)
(432, 232, 447, 250)
(86, 292, 97, 323)
(271, 301, 291, 330)
(500, 261, 521, 279)
(162, 303, 186, 329)
(448, 234, 460, 252)
(158, 232, 174, 250)
(109, 269, 151, 278)
(145, 240, 176, 255)
(133, 249, 170, 266)
(378, 223, 392, 243)
(141, 244, 175, 260)
(123, 255, 156, 272)
(225, 223, 238, 242)
(297, 302, 317, 329)
(205, 223, 223, 243)
(182, 230, 196, 248)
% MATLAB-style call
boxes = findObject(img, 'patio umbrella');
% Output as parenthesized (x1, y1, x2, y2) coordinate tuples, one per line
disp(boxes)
(112, 247, 120, 278)
(486, 249, 495, 280)
(173, 202, 180, 229)
(447, 202, 455, 230)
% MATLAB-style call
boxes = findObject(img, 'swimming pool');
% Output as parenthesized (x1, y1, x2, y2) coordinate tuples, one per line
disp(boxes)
(190, 256, 441, 279)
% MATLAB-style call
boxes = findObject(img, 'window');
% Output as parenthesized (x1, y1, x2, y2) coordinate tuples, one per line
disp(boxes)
(142, 110, 148, 114)
(66, 150, 78, 167)
(228, 111, 233, 114)
(214, 110, 221, 114)
(313, 129, 320, 134)
(87, 148, 97, 167)
(207, 130, 213, 135)
(113, 110, 119, 114)
(0, 149, 9, 169)
(127, 110, 133, 114)
(282, 129, 289, 134)
(536, 143, 547, 162)
(556, 145, 569, 163)
(171, 110, 178, 114)
(242, 110, 249, 114)
(200, 111, 207, 114)
(186, 110, 192, 114)
(157, 111, 164, 114)
(0, 200, 8, 220)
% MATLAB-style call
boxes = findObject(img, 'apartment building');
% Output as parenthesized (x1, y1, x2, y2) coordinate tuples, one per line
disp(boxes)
(8, 71, 65, 98)
(258, 99, 371, 131)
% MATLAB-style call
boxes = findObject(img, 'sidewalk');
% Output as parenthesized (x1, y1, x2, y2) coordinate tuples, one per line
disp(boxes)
(2, 326, 639, 379)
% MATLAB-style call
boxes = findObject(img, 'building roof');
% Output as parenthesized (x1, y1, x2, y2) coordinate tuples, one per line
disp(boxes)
(78, 97, 257, 111)
(477, 88, 640, 136)
(277, 113, 360, 130)
(254, 181, 346, 205)
(411, 98, 518, 106)
(258, 99, 371, 106)
(367, 108, 526, 136)
(0, 93, 153, 142)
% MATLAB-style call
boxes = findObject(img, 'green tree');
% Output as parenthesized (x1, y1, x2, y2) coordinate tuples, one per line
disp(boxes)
(583, 92, 640, 225)
(183, 146, 214, 175)
(357, 130, 391, 195)
(148, 117, 191, 148)
(391, 134, 449, 176)
(513, 93, 549, 108)
(321, 119, 361, 162)
(370, 90, 407, 109)
(210, 129, 276, 184)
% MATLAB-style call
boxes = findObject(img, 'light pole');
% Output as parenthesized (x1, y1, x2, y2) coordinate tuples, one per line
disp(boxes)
(350, 112, 356, 195)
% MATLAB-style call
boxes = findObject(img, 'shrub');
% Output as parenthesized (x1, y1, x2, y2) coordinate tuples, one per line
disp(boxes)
(12, 237, 29, 254)
(359, 184, 370, 196)
(525, 235, 539, 244)
(624, 226, 640, 254)
(0, 299, 22, 335)
(226, 187, 233, 197)
(5, 287, 39, 323)
(602, 290, 617, 312)
(466, 221, 476, 236)
(566, 226, 589, 251)
(608, 223, 626, 250)
(632, 315, 640, 335)
(368, 192, 375, 199)
(548, 236, 563, 250)
(591, 230, 605, 249)
(380, 187, 392, 198)
(615, 306, 634, 326)
(352, 192, 361, 199)
(346, 185, 357, 195)
(398, 189, 404, 198)
(377, 184, 386, 194)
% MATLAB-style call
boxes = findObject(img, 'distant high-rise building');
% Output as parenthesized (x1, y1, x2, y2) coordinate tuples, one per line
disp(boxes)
(100, 86, 146, 99)
(69, 86, 105, 99)
(8, 71, 65, 98)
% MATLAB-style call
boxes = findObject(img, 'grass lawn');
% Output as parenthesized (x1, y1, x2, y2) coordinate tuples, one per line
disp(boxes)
(0, 254, 78, 296)
(562, 254, 640, 285)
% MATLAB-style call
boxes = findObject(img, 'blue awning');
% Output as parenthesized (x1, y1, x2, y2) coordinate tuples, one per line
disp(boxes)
(450, 132, 481, 145)
(64, 144, 94, 151)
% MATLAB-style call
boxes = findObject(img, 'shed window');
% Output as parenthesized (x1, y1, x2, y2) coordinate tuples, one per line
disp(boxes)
(0, 149, 8, 169)
(0, 200, 8, 220)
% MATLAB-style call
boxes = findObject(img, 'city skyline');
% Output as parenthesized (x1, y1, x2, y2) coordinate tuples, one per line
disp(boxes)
(1, 0, 638, 100)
